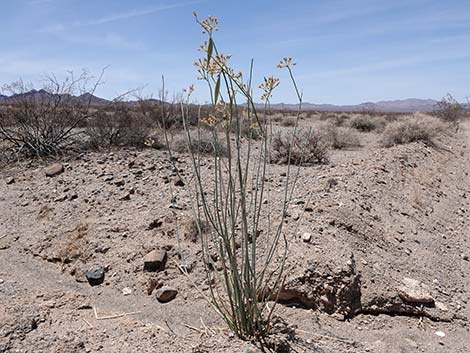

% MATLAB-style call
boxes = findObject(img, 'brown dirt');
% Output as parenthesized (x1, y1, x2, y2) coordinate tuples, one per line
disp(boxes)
(1, 118, 469, 352)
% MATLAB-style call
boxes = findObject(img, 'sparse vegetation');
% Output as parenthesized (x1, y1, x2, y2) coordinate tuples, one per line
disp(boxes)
(0, 71, 105, 157)
(271, 128, 329, 165)
(172, 131, 227, 156)
(348, 114, 387, 132)
(381, 114, 448, 147)
(433, 94, 464, 128)
(85, 104, 152, 147)
(280, 115, 297, 127)
(318, 122, 361, 149)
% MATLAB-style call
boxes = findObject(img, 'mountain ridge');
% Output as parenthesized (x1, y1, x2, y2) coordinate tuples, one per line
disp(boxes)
(0, 90, 440, 112)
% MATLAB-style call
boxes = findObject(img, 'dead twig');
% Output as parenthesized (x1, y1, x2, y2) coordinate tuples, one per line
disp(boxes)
(93, 307, 141, 320)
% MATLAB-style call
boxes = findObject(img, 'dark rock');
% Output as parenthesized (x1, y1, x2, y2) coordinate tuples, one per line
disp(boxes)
(155, 286, 178, 303)
(143, 250, 167, 272)
(148, 219, 163, 230)
(174, 179, 185, 187)
(85, 267, 105, 286)
(45, 163, 64, 177)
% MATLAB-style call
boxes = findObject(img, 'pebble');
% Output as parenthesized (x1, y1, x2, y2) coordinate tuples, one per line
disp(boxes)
(85, 267, 105, 286)
(122, 287, 132, 296)
(45, 163, 64, 177)
(302, 232, 312, 243)
(6, 177, 15, 185)
(155, 286, 178, 303)
(435, 330, 445, 338)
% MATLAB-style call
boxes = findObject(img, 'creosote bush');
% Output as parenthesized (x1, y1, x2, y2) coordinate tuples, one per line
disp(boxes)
(381, 114, 448, 147)
(85, 104, 152, 147)
(433, 94, 464, 128)
(173, 131, 228, 156)
(348, 114, 387, 132)
(318, 122, 361, 149)
(280, 115, 297, 127)
(0, 71, 104, 157)
(271, 128, 329, 165)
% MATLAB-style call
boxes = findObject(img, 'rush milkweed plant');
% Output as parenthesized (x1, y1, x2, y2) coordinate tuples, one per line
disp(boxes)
(178, 13, 304, 342)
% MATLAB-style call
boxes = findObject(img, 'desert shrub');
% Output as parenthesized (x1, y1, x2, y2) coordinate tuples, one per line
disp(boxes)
(280, 116, 297, 127)
(175, 14, 302, 342)
(228, 115, 264, 140)
(271, 128, 329, 165)
(433, 94, 464, 128)
(271, 112, 284, 123)
(172, 131, 227, 157)
(381, 114, 448, 147)
(348, 114, 387, 132)
(0, 71, 104, 157)
(85, 104, 151, 147)
(319, 123, 361, 149)
(319, 112, 350, 126)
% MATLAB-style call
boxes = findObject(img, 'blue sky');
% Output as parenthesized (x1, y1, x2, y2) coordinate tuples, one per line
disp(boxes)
(1, 0, 470, 104)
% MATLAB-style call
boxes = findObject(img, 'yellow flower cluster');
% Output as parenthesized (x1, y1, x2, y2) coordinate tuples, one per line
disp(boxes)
(193, 12, 219, 34)
(259, 76, 280, 101)
(277, 57, 296, 69)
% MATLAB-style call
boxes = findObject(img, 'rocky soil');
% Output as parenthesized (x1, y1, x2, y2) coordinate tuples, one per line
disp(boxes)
(1, 120, 469, 352)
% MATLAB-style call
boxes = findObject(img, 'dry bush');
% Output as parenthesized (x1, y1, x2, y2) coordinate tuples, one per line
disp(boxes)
(347, 114, 387, 132)
(173, 131, 227, 157)
(318, 122, 361, 149)
(228, 115, 264, 140)
(271, 128, 329, 165)
(182, 217, 210, 242)
(280, 116, 297, 127)
(381, 114, 448, 147)
(0, 71, 104, 157)
(433, 94, 464, 128)
(85, 104, 152, 147)
(271, 112, 284, 123)
(319, 112, 350, 126)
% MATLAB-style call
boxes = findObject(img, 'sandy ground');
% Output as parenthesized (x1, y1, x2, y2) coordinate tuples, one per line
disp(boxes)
(1, 118, 469, 353)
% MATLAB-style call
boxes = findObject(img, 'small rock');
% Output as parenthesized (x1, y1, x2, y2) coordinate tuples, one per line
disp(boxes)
(397, 277, 434, 304)
(119, 193, 131, 201)
(122, 287, 132, 296)
(45, 163, 64, 177)
(435, 331, 445, 338)
(302, 232, 312, 243)
(155, 286, 178, 303)
(461, 254, 469, 261)
(6, 177, 15, 185)
(85, 267, 105, 286)
(115, 180, 125, 187)
(143, 250, 167, 272)
(174, 179, 185, 187)
(148, 219, 163, 230)
(0, 279, 4, 284)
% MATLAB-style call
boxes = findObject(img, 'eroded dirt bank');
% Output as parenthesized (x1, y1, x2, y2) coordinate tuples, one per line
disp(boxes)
(1, 122, 469, 352)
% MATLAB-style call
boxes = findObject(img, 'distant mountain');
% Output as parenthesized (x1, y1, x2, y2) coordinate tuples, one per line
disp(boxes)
(268, 98, 439, 113)
(0, 90, 442, 112)
(0, 89, 111, 106)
